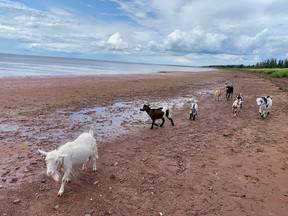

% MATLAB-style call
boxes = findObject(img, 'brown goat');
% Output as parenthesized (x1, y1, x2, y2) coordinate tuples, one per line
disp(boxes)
(140, 104, 174, 129)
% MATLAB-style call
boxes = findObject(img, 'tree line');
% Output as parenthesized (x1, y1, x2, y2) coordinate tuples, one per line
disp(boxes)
(208, 58, 288, 69)
(254, 58, 288, 68)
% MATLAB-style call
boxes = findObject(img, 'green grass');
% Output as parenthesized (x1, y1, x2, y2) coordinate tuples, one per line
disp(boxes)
(244, 68, 288, 78)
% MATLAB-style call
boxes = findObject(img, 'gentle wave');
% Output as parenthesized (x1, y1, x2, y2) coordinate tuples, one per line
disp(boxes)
(0, 53, 215, 77)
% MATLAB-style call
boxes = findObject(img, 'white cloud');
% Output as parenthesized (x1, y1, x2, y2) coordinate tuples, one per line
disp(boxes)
(174, 58, 192, 64)
(49, 8, 75, 17)
(107, 32, 128, 50)
(0, 24, 16, 31)
(29, 42, 81, 51)
(235, 29, 270, 53)
(0, 0, 288, 65)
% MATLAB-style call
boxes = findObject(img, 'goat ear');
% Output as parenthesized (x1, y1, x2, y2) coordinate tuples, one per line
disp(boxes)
(38, 149, 48, 156)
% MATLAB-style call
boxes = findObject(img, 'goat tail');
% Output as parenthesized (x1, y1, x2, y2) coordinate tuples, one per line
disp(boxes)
(89, 125, 94, 136)
(166, 107, 172, 118)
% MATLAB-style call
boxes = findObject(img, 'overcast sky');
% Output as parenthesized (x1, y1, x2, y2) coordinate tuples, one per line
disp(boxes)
(0, 0, 287, 66)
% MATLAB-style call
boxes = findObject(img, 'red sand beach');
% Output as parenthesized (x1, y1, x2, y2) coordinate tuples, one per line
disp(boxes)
(0, 70, 288, 215)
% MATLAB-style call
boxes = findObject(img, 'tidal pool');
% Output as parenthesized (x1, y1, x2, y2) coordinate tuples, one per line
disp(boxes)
(68, 95, 201, 142)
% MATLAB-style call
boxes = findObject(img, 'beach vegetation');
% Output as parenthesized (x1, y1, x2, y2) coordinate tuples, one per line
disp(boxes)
(207, 57, 288, 78)
(244, 68, 288, 78)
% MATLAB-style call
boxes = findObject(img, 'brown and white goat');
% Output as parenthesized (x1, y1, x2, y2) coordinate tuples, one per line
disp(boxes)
(232, 98, 241, 116)
(140, 104, 174, 129)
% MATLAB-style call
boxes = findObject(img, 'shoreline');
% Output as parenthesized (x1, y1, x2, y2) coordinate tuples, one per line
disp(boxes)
(0, 68, 217, 79)
(0, 52, 216, 78)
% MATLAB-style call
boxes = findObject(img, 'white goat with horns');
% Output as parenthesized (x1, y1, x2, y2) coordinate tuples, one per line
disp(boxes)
(38, 126, 98, 196)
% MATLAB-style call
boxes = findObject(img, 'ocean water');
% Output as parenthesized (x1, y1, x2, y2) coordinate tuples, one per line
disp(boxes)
(0, 53, 214, 77)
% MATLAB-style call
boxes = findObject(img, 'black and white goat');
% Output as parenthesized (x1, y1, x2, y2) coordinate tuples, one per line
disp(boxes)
(190, 102, 198, 120)
(256, 96, 272, 118)
(226, 85, 234, 100)
(140, 104, 174, 129)
(236, 93, 243, 108)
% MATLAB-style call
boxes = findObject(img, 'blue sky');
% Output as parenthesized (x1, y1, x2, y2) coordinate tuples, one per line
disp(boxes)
(0, 0, 288, 66)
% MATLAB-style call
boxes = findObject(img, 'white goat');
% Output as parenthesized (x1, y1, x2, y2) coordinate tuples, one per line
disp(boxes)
(38, 126, 98, 196)
(232, 98, 241, 116)
(190, 102, 198, 120)
(214, 89, 222, 101)
(256, 96, 272, 118)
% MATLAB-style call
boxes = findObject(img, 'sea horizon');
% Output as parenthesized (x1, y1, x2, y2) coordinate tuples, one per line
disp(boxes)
(0, 53, 215, 78)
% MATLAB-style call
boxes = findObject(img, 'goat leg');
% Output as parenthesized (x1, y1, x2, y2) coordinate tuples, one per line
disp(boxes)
(169, 118, 174, 126)
(151, 119, 157, 129)
(58, 169, 71, 196)
(82, 158, 89, 170)
(92, 153, 97, 171)
(160, 118, 165, 127)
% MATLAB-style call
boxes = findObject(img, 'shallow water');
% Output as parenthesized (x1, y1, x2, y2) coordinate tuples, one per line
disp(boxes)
(0, 123, 19, 132)
(0, 53, 215, 78)
(0, 90, 214, 144)
(68, 96, 199, 142)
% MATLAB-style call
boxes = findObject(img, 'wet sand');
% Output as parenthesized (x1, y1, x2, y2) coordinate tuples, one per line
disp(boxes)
(1, 70, 288, 215)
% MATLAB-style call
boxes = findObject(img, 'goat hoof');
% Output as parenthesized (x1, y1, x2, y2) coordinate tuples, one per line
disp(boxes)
(57, 192, 63, 197)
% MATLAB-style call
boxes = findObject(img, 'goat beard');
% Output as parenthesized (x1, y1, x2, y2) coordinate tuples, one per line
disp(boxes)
(51, 170, 61, 182)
